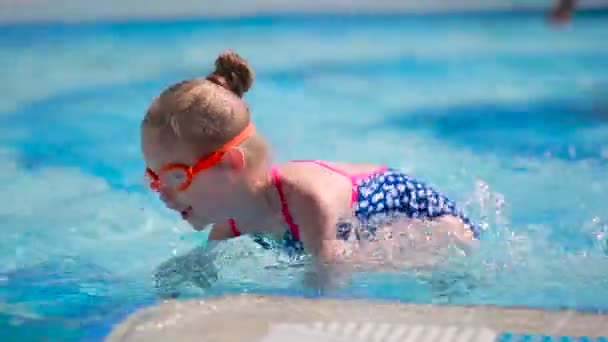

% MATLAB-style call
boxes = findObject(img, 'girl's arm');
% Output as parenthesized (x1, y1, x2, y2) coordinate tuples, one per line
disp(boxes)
(295, 191, 352, 292)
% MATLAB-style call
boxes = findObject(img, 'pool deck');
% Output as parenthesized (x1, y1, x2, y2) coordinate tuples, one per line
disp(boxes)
(105, 294, 608, 342)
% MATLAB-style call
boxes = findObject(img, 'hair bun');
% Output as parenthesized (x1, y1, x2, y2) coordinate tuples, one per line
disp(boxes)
(206, 50, 255, 98)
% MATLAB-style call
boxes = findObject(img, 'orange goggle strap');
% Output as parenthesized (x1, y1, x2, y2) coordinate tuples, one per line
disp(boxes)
(190, 122, 255, 174)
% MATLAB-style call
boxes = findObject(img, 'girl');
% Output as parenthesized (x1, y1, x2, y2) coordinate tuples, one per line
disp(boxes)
(141, 50, 480, 286)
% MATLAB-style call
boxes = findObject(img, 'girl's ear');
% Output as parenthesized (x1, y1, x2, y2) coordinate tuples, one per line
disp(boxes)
(224, 148, 246, 171)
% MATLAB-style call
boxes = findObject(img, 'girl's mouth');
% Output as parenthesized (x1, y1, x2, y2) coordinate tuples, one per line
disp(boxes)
(180, 206, 193, 220)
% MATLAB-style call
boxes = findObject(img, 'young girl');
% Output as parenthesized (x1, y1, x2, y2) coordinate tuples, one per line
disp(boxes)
(141, 50, 480, 284)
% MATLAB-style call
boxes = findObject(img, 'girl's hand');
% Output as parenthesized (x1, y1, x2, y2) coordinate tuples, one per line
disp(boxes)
(154, 246, 219, 298)
(302, 239, 351, 293)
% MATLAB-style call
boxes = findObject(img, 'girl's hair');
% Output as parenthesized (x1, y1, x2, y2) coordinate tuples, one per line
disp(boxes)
(142, 50, 269, 170)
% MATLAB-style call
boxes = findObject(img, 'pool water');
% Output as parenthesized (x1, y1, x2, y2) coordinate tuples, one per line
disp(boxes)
(1, 10, 608, 341)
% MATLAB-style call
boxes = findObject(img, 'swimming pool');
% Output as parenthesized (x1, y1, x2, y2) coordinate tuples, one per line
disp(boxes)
(1, 10, 607, 341)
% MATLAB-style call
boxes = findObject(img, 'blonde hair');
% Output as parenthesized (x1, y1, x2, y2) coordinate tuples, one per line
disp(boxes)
(142, 50, 269, 170)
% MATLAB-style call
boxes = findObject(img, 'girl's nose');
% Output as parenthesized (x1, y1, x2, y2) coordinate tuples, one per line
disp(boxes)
(159, 187, 179, 208)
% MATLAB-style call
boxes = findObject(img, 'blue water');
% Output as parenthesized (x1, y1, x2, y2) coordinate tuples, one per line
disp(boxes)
(1, 10, 608, 341)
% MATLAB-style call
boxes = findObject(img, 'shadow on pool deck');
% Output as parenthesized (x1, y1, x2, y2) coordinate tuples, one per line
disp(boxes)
(105, 294, 608, 342)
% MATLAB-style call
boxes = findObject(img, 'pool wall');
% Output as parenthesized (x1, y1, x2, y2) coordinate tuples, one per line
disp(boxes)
(1, 0, 608, 23)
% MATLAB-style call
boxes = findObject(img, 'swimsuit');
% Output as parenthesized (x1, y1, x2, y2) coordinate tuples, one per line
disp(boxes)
(228, 161, 480, 256)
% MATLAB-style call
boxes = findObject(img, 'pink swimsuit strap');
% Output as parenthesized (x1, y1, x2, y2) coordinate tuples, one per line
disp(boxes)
(294, 160, 388, 204)
(228, 218, 240, 237)
(228, 160, 388, 238)
(270, 165, 301, 240)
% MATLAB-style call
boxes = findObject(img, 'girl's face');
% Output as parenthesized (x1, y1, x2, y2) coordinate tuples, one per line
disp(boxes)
(141, 127, 245, 230)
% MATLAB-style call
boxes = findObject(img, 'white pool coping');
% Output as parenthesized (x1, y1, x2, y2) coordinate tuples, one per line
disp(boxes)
(105, 294, 608, 342)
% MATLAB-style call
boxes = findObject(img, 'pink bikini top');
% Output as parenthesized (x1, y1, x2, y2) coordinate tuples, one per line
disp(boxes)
(228, 160, 388, 241)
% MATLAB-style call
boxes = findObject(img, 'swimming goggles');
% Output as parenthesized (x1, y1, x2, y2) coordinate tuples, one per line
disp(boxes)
(145, 122, 255, 191)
